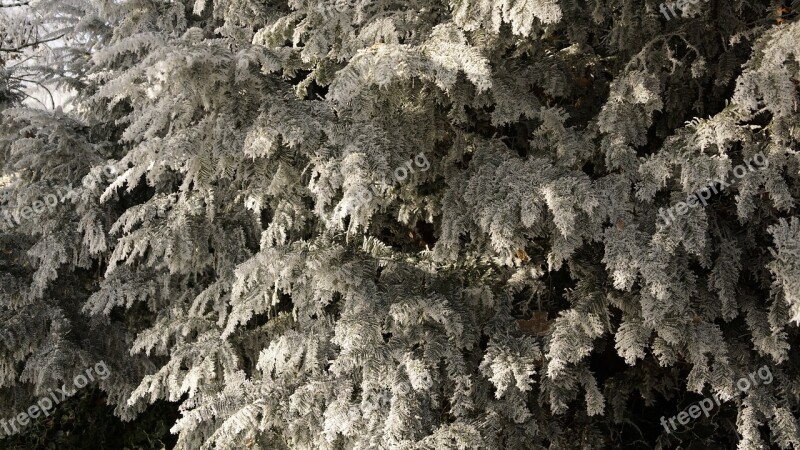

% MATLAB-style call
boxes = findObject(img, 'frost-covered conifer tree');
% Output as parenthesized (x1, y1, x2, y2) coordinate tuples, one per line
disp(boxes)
(2, 0, 800, 448)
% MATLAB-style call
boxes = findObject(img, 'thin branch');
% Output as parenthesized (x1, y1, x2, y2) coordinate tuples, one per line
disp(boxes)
(10, 87, 47, 109)
(0, 1, 30, 7)
(7, 53, 35, 68)
(0, 33, 64, 53)
(10, 77, 55, 109)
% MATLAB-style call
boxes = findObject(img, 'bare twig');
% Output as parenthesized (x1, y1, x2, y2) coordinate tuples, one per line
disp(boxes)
(10, 86, 47, 108)
(0, 33, 64, 53)
(10, 76, 55, 109)
(7, 53, 35, 68)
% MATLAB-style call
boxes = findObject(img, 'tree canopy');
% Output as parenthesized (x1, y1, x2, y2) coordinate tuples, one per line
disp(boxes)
(1, 0, 800, 448)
